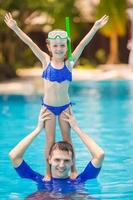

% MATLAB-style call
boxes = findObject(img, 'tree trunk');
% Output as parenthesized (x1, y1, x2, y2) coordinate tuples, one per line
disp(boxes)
(6, 38, 15, 65)
(107, 33, 119, 64)
(0, 32, 16, 80)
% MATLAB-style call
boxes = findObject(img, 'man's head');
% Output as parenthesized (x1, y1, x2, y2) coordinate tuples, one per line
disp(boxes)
(48, 141, 74, 179)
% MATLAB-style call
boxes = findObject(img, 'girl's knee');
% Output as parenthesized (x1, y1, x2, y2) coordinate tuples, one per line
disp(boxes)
(46, 139, 55, 146)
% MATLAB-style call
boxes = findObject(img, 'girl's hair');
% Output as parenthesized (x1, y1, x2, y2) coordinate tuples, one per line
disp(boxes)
(49, 141, 74, 159)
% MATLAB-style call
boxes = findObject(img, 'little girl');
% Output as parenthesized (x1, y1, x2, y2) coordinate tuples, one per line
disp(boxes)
(4, 13, 108, 181)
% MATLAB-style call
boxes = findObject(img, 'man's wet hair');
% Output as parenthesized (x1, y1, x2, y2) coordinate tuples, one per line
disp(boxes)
(49, 141, 74, 159)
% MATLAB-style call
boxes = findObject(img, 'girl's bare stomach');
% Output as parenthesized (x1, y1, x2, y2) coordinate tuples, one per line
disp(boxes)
(43, 80, 70, 106)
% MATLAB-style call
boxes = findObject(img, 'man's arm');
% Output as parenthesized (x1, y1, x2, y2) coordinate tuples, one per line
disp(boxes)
(63, 112, 104, 168)
(4, 13, 49, 66)
(9, 128, 41, 167)
(9, 109, 51, 167)
(72, 15, 109, 65)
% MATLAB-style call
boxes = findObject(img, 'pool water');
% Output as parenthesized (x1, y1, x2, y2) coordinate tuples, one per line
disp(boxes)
(0, 80, 133, 200)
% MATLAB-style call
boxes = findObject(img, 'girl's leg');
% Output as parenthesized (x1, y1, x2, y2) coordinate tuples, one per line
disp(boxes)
(42, 107, 56, 181)
(58, 107, 77, 179)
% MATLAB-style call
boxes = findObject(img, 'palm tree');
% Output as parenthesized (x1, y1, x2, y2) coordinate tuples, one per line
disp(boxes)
(96, 0, 127, 64)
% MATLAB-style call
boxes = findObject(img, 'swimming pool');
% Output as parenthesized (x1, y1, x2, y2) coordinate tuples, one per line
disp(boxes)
(0, 80, 133, 199)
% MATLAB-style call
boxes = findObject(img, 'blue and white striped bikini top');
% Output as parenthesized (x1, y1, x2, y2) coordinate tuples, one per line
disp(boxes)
(42, 62, 72, 83)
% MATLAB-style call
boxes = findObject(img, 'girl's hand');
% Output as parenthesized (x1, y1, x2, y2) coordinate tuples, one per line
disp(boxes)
(4, 13, 17, 30)
(37, 108, 51, 130)
(94, 15, 109, 30)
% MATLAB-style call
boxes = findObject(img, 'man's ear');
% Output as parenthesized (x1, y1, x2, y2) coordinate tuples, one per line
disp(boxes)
(71, 159, 74, 167)
(48, 156, 52, 165)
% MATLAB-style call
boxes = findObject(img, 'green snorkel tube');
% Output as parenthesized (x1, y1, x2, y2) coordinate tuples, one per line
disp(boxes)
(65, 17, 73, 61)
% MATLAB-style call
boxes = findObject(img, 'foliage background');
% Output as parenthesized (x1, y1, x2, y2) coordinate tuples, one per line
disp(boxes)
(0, 0, 130, 80)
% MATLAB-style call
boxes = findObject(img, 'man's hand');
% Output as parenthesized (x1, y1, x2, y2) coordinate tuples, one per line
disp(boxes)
(37, 108, 51, 131)
(94, 15, 109, 30)
(62, 111, 79, 131)
(4, 13, 17, 30)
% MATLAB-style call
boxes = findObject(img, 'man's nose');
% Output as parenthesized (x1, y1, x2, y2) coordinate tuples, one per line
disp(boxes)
(59, 160, 65, 167)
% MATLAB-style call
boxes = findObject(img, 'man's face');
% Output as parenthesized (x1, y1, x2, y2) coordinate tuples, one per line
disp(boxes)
(49, 149, 73, 178)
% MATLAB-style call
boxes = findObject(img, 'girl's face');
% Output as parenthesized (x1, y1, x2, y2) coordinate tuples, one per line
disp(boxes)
(48, 39, 67, 59)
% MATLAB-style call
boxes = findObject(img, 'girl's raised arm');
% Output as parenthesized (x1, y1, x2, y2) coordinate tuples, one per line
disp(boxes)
(4, 13, 49, 66)
(72, 15, 109, 65)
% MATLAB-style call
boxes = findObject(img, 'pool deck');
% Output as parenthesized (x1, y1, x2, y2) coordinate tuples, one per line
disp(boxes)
(0, 64, 133, 95)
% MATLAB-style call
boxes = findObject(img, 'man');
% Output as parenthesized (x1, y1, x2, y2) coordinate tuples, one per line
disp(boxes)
(9, 109, 104, 192)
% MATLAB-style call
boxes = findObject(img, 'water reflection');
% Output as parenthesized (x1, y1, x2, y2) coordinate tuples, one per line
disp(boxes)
(25, 191, 96, 200)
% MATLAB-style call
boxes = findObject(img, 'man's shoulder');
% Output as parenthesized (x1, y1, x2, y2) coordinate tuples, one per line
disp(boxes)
(76, 161, 101, 182)
(14, 160, 43, 181)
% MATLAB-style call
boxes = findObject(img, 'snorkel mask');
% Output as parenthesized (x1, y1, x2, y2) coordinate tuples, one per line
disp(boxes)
(48, 30, 69, 40)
